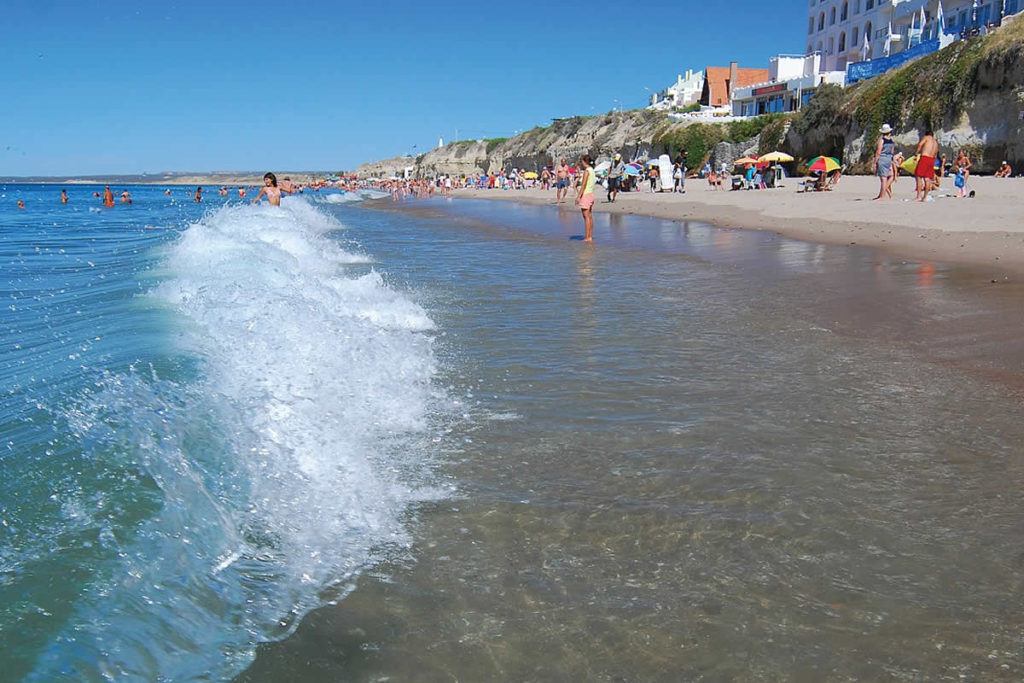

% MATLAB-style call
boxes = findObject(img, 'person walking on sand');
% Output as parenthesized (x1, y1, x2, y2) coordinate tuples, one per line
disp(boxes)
(872, 124, 896, 200)
(914, 129, 939, 202)
(606, 153, 624, 203)
(252, 172, 294, 206)
(575, 154, 596, 243)
(555, 158, 571, 203)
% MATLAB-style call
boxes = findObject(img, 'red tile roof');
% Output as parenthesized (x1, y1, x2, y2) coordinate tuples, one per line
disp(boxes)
(700, 66, 771, 106)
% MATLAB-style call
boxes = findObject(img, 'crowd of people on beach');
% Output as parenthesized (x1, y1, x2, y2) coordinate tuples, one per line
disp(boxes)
(869, 123, 1004, 202)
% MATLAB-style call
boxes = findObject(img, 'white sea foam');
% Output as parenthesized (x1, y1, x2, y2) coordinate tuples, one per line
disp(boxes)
(34, 196, 448, 681)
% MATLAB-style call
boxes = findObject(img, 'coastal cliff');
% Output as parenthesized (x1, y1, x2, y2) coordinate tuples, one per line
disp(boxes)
(789, 15, 1024, 173)
(355, 19, 1024, 178)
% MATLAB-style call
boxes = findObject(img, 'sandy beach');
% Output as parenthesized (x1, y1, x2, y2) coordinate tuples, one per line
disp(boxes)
(454, 175, 1024, 276)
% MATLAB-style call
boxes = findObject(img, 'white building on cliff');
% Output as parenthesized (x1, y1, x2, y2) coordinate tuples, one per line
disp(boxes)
(730, 53, 846, 116)
(647, 70, 704, 110)
(807, 0, 1023, 72)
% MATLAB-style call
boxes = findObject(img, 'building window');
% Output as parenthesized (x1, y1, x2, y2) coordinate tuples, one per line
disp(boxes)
(841, 1, 848, 21)
(866, 0, 874, 9)
(828, 36, 834, 54)
(809, 16, 815, 33)
(865, 21, 873, 42)
(830, 7, 836, 24)
(852, 26, 859, 46)
(819, 12, 825, 30)
(854, 0, 860, 14)
(839, 32, 847, 51)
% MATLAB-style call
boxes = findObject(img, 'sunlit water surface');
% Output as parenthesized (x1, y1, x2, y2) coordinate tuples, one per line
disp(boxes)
(2, 187, 1021, 681)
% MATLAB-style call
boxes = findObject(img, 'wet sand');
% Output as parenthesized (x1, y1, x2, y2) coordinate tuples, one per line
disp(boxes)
(454, 176, 1024, 276)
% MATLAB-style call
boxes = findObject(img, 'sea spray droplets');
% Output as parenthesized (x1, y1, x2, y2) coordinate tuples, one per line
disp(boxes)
(30, 196, 447, 681)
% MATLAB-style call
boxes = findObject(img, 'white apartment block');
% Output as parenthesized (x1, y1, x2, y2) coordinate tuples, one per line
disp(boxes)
(806, 0, 1023, 71)
(648, 70, 705, 110)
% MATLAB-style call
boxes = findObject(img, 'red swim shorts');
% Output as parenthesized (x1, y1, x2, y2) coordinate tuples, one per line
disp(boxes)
(578, 193, 594, 210)
(915, 155, 936, 179)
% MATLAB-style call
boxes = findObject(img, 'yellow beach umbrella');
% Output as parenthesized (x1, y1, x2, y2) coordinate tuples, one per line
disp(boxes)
(759, 151, 794, 163)
(523, 171, 539, 179)
(733, 156, 760, 166)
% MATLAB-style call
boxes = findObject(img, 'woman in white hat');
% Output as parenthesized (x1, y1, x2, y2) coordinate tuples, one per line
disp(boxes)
(872, 123, 896, 200)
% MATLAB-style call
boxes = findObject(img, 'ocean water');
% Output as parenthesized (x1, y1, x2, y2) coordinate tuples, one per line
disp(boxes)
(3, 187, 1023, 681)
(1, 184, 448, 681)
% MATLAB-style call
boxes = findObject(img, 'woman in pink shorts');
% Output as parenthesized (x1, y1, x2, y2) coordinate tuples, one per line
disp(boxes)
(575, 153, 596, 242)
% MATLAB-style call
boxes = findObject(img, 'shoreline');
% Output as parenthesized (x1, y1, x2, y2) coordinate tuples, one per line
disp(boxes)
(453, 176, 1024, 277)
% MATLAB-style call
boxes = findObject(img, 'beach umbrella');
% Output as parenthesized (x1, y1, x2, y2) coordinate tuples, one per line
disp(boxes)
(807, 156, 841, 173)
(623, 163, 643, 176)
(759, 151, 794, 163)
(594, 160, 611, 173)
(647, 160, 660, 167)
(733, 156, 760, 166)
(523, 171, 538, 179)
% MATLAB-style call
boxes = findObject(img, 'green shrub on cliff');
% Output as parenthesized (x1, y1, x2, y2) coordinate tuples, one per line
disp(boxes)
(485, 138, 509, 154)
(757, 116, 791, 154)
(655, 113, 790, 165)
(788, 83, 848, 158)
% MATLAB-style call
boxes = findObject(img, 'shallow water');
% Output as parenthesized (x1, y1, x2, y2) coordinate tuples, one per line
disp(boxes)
(238, 199, 1024, 682)
(2, 188, 1022, 681)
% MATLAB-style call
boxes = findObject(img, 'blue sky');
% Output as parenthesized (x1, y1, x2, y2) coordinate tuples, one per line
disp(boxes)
(1, 1, 807, 176)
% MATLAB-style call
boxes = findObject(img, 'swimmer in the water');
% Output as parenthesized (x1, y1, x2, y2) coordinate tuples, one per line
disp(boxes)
(251, 172, 293, 206)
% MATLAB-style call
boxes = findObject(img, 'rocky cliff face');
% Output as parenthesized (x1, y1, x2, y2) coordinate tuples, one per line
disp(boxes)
(355, 111, 678, 178)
